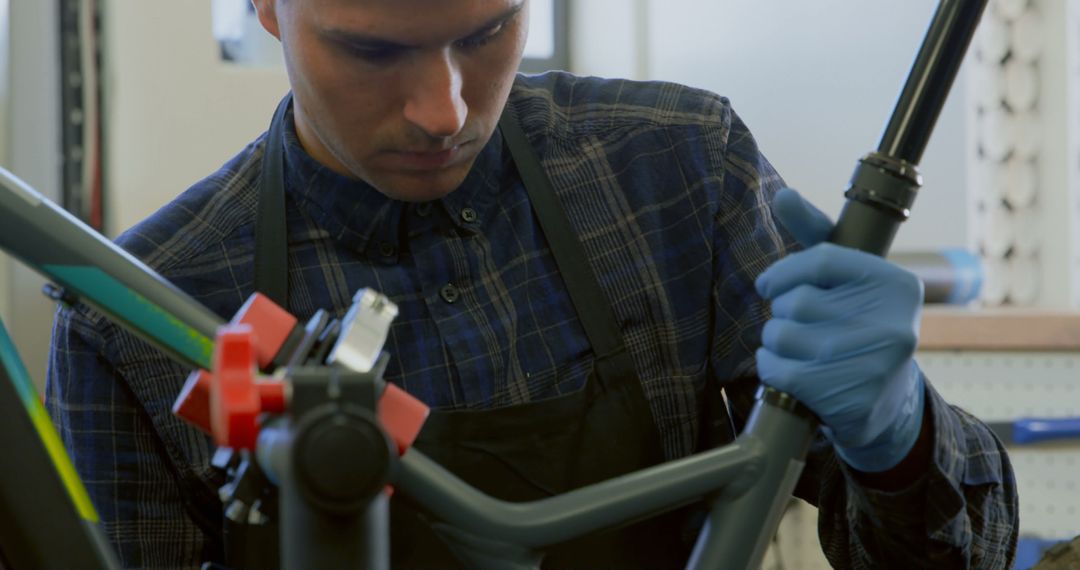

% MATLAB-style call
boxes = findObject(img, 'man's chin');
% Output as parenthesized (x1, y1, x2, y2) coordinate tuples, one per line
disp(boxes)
(373, 165, 473, 203)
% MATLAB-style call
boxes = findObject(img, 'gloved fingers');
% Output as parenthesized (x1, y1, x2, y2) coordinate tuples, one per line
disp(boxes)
(756, 242, 901, 300)
(769, 284, 823, 321)
(768, 284, 859, 322)
(772, 187, 835, 248)
(755, 347, 803, 395)
(769, 281, 918, 323)
(755, 348, 858, 399)
(761, 318, 897, 362)
(756, 347, 883, 444)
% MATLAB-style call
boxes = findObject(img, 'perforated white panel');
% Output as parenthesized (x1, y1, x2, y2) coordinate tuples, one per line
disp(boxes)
(968, 0, 1046, 307)
(767, 350, 1080, 568)
(921, 351, 1080, 539)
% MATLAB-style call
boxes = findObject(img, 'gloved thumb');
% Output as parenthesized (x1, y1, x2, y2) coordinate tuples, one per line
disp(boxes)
(772, 188, 835, 248)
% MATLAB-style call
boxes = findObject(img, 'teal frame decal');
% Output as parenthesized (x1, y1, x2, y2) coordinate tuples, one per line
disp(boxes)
(45, 265, 214, 369)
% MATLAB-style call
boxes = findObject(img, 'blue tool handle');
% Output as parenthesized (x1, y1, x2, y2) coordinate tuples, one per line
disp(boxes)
(1015, 536, 1062, 570)
(1014, 418, 1080, 444)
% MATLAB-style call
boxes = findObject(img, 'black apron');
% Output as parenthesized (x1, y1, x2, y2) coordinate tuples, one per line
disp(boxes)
(254, 94, 710, 568)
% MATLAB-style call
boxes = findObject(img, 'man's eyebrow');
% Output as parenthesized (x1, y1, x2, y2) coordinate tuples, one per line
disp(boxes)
(321, 2, 525, 51)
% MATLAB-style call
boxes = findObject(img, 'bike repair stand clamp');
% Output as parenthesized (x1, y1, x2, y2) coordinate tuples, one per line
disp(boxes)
(176, 289, 428, 569)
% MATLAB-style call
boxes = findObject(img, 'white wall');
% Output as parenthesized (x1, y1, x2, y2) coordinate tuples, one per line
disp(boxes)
(0, 0, 10, 327)
(571, 0, 649, 80)
(4, 0, 61, 389)
(104, 1, 289, 234)
(573, 0, 970, 252)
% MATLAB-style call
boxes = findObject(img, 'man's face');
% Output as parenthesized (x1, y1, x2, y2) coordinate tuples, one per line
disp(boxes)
(255, 0, 528, 202)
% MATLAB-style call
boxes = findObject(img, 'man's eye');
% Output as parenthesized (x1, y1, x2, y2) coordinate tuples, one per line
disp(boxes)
(457, 22, 506, 50)
(343, 45, 403, 64)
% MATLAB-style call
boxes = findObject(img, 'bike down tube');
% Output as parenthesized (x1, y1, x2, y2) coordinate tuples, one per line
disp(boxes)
(0, 168, 224, 370)
(689, 1, 989, 569)
(394, 436, 764, 549)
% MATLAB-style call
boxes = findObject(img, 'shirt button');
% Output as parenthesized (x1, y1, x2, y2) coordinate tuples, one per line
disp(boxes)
(378, 242, 397, 257)
(460, 207, 478, 224)
(416, 202, 434, 217)
(439, 283, 460, 304)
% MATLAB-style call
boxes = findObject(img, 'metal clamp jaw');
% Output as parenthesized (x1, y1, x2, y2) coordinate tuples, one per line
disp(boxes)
(327, 289, 399, 374)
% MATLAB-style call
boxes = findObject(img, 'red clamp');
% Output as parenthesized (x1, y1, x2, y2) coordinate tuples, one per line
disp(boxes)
(209, 325, 286, 449)
(173, 293, 297, 434)
(379, 383, 429, 456)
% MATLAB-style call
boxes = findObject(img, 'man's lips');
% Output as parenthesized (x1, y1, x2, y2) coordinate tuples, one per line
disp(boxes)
(386, 141, 470, 171)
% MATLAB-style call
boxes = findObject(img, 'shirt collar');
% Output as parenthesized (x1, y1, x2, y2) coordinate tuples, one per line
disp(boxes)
(280, 102, 509, 261)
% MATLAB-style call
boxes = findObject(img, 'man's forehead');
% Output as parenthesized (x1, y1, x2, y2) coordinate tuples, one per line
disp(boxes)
(300, 0, 525, 43)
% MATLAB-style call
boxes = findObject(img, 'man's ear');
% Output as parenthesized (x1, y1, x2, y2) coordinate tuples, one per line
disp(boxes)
(251, 0, 281, 40)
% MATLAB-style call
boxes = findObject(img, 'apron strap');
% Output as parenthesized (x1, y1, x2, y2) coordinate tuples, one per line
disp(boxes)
(254, 94, 293, 309)
(498, 106, 636, 387)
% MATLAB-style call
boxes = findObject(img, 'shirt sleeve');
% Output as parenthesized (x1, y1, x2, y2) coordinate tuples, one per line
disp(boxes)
(46, 304, 216, 569)
(808, 377, 1018, 569)
(710, 105, 1019, 568)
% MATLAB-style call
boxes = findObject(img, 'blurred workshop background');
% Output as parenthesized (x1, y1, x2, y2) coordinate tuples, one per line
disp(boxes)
(0, 1, 1078, 568)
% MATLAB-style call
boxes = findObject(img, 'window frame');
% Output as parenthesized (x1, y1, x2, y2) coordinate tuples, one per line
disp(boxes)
(519, 0, 569, 73)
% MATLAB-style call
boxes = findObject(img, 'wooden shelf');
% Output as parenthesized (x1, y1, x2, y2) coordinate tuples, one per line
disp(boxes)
(919, 309, 1080, 351)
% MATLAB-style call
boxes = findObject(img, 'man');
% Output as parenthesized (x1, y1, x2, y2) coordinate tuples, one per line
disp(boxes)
(47, 0, 1018, 567)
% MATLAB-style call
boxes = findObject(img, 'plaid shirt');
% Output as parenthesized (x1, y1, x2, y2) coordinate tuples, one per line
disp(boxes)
(47, 73, 1016, 569)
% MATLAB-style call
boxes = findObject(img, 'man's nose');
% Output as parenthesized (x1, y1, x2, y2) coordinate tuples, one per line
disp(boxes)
(403, 51, 468, 140)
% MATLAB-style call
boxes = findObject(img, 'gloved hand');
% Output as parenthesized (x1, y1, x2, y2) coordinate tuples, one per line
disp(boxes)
(755, 188, 926, 473)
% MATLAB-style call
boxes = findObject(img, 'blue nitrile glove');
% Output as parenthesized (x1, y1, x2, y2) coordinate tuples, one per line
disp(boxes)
(754, 188, 926, 473)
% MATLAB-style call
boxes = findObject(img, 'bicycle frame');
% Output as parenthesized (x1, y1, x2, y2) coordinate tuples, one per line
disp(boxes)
(0, 1, 987, 568)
